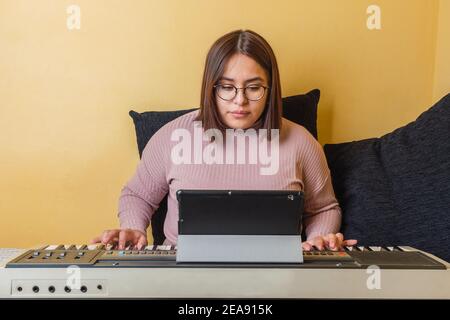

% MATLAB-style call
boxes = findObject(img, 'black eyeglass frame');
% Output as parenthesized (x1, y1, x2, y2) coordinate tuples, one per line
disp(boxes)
(213, 84, 270, 101)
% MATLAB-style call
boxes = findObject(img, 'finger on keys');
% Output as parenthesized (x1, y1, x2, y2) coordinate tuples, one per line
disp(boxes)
(110, 237, 119, 248)
(335, 233, 345, 250)
(136, 236, 147, 250)
(101, 230, 115, 245)
(313, 237, 325, 250)
(330, 234, 342, 251)
(343, 239, 358, 246)
(326, 233, 337, 250)
(302, 241, 312, 251)
(118, 230, 129, 250)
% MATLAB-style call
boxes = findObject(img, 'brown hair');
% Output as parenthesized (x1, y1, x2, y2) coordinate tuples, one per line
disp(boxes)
(195, 29, 282, 135)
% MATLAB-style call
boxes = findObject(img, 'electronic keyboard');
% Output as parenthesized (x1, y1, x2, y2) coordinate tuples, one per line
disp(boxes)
(0, 244, 448, 299)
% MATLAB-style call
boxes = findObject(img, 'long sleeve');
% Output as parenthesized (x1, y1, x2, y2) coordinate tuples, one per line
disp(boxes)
(118, 128, 169, 234)
(300, 136, 342, 240)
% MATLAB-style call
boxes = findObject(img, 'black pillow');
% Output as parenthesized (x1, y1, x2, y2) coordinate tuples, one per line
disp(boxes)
(128, 89, 321, 244)
(129, 108, 197, 159)
(324, 93, 450, 262)
(282, 90, 318, 139)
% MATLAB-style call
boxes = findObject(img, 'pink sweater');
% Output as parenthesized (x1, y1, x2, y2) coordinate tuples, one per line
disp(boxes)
(118, 110, 342, 245)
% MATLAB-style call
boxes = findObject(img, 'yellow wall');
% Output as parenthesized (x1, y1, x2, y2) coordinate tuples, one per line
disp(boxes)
(0, 0, 448, 247)
(433, 0, 450, 100)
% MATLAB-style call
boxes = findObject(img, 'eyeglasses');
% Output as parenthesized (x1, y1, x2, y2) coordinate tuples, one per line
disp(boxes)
(213, 84, 270, 101)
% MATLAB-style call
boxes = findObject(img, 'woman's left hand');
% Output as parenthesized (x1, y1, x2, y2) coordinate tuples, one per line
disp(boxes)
(302, 233, 357, 251)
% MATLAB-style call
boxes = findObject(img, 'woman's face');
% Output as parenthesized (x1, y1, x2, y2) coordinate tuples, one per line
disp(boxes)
(215, 53, 269, 129)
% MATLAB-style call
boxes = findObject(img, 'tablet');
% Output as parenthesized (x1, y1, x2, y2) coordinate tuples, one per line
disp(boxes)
(176, 189, 304, 263)
(177, 189, 304, 235)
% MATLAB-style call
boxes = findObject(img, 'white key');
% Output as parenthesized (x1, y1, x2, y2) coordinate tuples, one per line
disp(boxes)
(156, 245, 166, 251)
(386, 246, 394, 251)
(144, 245, 155, 251)
(105, 244, 114, 251)
(358, 246, 365, 251)
(45, 245, 59, 250)
(87, 244, 98, 250)
(345, 246, 353, 251)
(369, 246, 382, 251)
(398, 246, 414, 252)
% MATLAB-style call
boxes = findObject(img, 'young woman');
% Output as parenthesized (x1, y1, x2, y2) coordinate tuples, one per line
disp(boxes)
(92, 29, 357, 251)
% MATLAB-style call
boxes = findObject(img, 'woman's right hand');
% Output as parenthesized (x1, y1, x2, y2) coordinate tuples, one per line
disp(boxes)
(90, 229, 148, 250)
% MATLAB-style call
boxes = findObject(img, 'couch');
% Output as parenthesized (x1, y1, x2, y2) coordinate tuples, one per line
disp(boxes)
(128, 91, 450, 262)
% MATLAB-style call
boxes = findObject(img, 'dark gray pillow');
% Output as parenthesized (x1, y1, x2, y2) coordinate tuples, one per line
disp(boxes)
(129, 89, 321, 244)
(324, 93, 450, 262)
